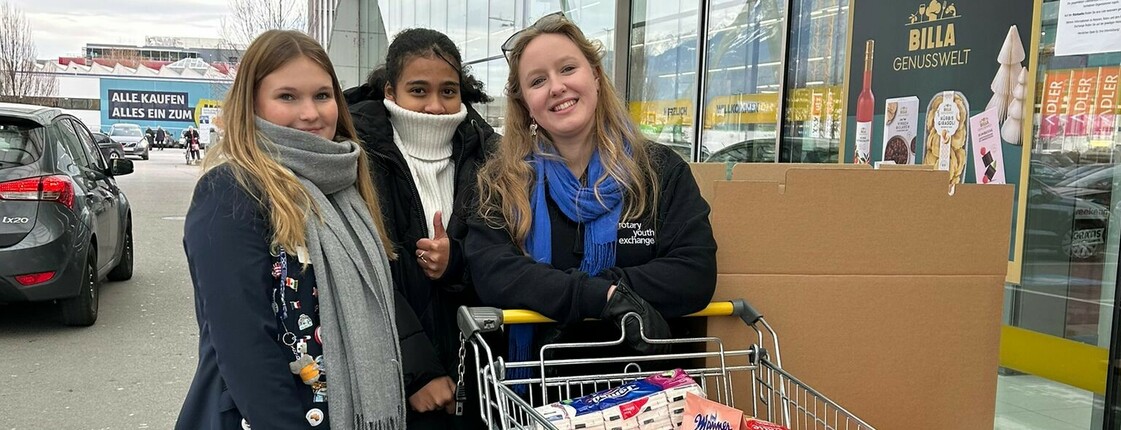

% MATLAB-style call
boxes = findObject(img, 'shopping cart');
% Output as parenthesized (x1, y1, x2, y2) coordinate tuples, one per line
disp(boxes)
(455, 299, 875, 430)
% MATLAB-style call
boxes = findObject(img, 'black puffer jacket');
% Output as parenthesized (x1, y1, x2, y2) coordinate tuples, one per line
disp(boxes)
(346, 84, 498, 426)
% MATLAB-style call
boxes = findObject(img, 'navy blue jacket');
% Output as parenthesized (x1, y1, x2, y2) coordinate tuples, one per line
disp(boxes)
(177, 166, 329, 430)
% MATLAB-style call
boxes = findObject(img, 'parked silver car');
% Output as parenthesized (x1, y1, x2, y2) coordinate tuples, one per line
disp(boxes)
(108, 123, 149, 160)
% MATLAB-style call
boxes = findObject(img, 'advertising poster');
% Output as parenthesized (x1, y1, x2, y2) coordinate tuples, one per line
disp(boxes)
(107, 90, 194, 122)
(1039, 66, 1121, 150)
(1065, 67, 1097, 137)
(843, 0, 1037, 257)
(100, 78, 225, 136)
(1041, 70, 1072, 139)
(194, 98, 225, 145)
(1093, 67, 1119, 141)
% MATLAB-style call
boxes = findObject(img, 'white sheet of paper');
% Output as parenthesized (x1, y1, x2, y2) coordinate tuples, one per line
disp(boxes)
(969, 108, 1006, 185)
(1055, 0, 1121, 56)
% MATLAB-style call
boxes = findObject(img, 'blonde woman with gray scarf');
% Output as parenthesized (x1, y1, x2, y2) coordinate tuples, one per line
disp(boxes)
(177, 30, 404, 430)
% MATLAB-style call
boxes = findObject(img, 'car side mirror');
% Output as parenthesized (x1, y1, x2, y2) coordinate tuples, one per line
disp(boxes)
(109, 158, 134, 176)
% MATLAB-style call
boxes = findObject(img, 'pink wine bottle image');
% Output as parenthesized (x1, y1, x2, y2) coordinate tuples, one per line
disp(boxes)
(854, 40, 875, 164)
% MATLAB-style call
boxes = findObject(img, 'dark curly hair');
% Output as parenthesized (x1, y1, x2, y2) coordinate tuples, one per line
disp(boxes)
(365, 28, 491, 105)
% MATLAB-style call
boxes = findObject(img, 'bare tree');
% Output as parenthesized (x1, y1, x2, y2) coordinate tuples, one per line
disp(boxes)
(0, 1, 55, 97)
(220, 0, 307, 58)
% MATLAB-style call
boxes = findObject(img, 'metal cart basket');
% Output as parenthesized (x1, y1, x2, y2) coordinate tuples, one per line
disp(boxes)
(456, 299, 875, 430)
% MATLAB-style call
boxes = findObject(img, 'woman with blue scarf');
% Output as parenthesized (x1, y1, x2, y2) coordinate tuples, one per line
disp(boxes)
(467, 13, 717, 378)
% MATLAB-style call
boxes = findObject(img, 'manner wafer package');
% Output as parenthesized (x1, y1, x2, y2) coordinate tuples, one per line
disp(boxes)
(680, 393, 742, 430)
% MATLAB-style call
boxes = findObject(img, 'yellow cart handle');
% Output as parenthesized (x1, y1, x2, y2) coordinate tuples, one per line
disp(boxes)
(458, 299, 762, 337)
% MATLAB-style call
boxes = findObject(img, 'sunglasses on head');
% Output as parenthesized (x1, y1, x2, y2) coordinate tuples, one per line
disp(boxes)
(501, 11, 569, 62)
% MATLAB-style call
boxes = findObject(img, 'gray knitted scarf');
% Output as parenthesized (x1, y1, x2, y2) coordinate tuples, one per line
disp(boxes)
(256, 118, 405, 430)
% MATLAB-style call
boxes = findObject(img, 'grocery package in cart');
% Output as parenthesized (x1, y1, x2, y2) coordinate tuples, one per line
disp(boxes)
(455, 299, 875, 430)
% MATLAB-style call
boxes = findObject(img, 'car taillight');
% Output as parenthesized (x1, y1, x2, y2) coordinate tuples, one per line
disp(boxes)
(0, 175, 75, 209)
(15, 271, 55, 286)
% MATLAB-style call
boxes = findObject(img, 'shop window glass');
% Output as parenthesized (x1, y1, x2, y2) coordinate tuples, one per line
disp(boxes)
(429, 0, 447, 30)
(628, 0, 701, 161)
(447, 0, 467, 49)
(402, 0, 415, 31)
(466, 0, 489, 61)
(490, 0, 517, 58)
(780, 0, 847, 163)
(1016, 0, 1120, 425)
(479, 59, 508, 131)
(700, 0, 787, 163)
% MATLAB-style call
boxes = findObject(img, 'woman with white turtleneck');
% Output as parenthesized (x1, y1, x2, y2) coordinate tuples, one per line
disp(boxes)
(383, 99, 466, 241)
(344, 28, 498, 430)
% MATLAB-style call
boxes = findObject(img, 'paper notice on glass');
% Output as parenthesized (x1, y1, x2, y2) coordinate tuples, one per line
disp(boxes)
(1055, 0, 1121, 56)
(970, 109, 1006, 184)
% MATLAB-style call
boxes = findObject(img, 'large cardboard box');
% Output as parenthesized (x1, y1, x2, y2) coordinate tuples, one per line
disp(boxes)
(696, 165, 1013, 429)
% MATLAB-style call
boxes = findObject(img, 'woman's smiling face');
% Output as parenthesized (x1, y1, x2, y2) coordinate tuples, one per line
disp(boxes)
(254, 55, 338, 140)
(517, 33, 599, 145)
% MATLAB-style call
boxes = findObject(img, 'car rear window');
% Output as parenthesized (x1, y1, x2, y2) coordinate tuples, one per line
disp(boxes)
(0, 120, 45, 168)
(110, 127, 142, 137)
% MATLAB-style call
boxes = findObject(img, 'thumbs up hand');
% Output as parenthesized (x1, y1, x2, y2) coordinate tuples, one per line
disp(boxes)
(416, 211, 451, 280)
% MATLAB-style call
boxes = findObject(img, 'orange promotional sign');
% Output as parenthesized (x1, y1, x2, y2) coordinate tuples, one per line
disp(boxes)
(1094, 67, 1119, 140)
(1065, 68, 1097, 137)
(1040, 70, 1070, 138)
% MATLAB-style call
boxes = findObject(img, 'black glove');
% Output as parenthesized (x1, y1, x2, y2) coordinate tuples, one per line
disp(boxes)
(600, 281, 672, 355)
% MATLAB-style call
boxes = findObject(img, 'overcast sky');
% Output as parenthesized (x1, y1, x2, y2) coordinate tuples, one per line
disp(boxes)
(10, 0, 229, 59)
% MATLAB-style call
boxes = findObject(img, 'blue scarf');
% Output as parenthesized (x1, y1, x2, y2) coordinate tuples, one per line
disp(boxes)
(509, 147, 624, 386)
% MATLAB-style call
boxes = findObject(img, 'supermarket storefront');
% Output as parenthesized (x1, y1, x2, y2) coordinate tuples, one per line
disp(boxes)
(332, 0, 1121, 426)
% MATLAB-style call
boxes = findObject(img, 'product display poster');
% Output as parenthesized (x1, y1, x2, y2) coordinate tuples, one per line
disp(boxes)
(1055, 0, 1121, 56)
(843, 0, 1036, 257)
(970, 108, 1007, 185)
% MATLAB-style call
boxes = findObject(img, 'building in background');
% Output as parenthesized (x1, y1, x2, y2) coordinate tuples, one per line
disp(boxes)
(83, 37, 244, 64)
(4, 56, 233, 137)
(308, 0, 338, 47)
(84, 43, 199, 62)
(324, 1, 1121, 428)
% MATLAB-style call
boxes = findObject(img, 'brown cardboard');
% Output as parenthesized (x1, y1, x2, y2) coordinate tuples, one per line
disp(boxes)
(713, 169, 1012, 276)
(702, 165, 1013, 430)
(689, 163, 730, 206)
(730, 162, 867, 183)
(710, 274, 1003, 429)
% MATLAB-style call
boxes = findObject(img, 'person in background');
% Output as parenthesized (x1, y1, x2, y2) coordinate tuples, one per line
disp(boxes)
(207, 127, 219, 152)
(467, 12, 717, 378)
(176, 29, 405, 430)
(187, 127, 202, 162)
(344, 28, 498, 430)
(144, 126, 155, 149)
(156, 126, 166, 150)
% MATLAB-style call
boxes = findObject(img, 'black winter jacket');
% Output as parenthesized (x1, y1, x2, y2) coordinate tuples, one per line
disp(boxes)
(465, 143, 717, 367)
(346, 85, 498, 425)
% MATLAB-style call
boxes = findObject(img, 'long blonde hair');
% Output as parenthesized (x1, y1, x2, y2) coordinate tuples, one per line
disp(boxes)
(203, 30, 395, 259)
(476, 18, 657, 250)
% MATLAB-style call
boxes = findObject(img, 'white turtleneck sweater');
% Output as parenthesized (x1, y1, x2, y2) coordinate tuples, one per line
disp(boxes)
(384, 99, 468, 237)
